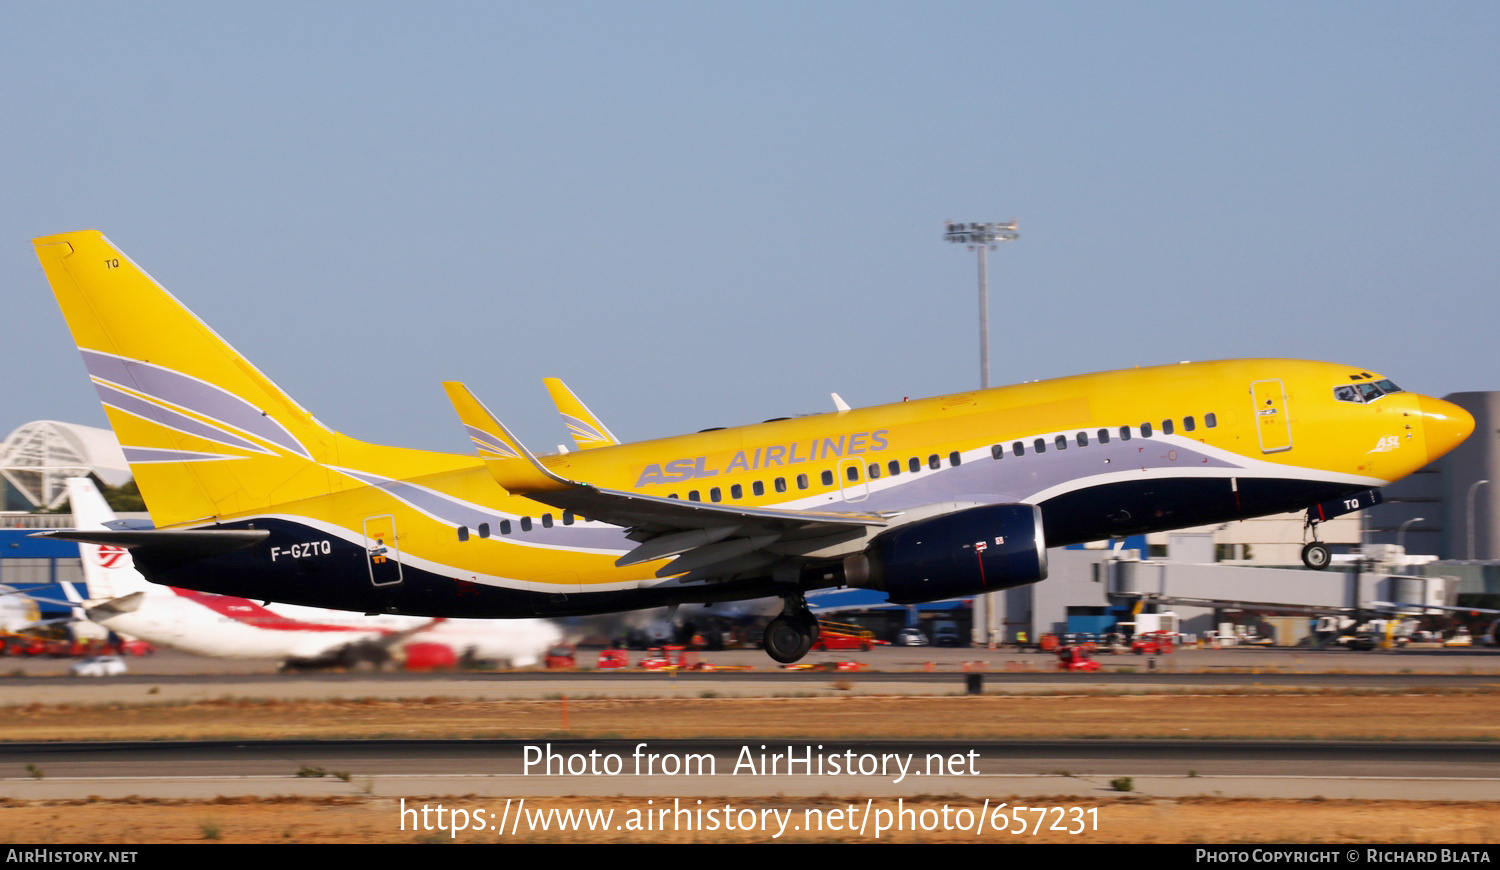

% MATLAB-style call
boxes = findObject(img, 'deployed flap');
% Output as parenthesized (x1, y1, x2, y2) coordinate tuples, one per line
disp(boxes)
(543, 378, 620, 449)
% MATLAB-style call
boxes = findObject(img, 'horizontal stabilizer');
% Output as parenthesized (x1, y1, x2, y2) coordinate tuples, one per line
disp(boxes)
(85, 591, 146, 621)
(34, 528, 268, 558)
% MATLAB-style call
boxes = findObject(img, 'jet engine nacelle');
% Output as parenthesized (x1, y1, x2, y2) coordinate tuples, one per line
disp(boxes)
(843, 503, 1047, 604)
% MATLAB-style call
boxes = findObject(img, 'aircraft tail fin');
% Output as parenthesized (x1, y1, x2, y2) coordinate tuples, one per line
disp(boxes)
(34, 231, 342, 526)
(542, 378, 620, 449)
(64, 477, 154, 600)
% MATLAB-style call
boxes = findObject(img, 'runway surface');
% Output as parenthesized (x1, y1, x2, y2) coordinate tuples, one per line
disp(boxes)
(2, 738, 1497, 802)
(4, 646, 1499, 705)
(4, 647, 1497, 804)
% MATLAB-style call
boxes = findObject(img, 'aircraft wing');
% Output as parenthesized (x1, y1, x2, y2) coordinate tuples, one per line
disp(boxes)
(444, 382, 890, 579)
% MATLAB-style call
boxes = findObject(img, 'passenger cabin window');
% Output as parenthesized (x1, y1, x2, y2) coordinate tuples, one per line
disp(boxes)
(1183, 416, 1195, 432)
(1140, 422, 1153, 437)
(949, 451, 961, 466)
(1162, 419, 1174, 435)
(796, 474, 809, 490)
(909, 457, 921, 472)
(1054, 435, 1067, 450)
(563, 511, 575, 525)
(710, 487, 722, 502)
(1013, 441, 1025, 456)
(868, 463, 881, 479)
(847, 465, 860, 482)
(889, 460, 902, 475)
(520, 517, 532, 532)
(991, 444, 1004, 459)
(1205, 413, 1217, 428)
(1119, 426, 1132, 441)
(457, 526, 469, 542)
(1033, 438, 1046, 454)
(1077, 432, 1089, 447)
(928, 454, 941, 470)
(822, 470, 834, 486)
(1097, 429, 1110, 444)
(541, 513, 553, 528)
(730, 484, 742, 499)
(478, 523, 490, 538)
(753, 481, 765, 496)
(775, 478, 787, 493)
(500, 520, 512, 535)
(688, 491, 700, 502)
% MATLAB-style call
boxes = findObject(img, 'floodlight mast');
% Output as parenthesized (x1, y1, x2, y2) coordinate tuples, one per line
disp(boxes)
(944, 220, 1018, 651)
(945, 220, 1019, 389)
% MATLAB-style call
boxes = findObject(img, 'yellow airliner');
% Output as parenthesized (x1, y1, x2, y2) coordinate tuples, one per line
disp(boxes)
(33, 230, 1475, 662)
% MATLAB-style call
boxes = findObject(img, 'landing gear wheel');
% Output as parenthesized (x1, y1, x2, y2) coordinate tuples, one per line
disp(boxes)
(1301, 541, 1331, 570)
(764, 613, 817, 663)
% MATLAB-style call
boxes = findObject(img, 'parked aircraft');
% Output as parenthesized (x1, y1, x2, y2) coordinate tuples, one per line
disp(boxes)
(0, 586, 43, 633)
(33, 230, 1475, 663)
(60, 477, 560, 668)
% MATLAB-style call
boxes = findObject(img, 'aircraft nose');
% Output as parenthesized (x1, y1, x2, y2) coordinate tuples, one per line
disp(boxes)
(1417, 395, 1474, 464)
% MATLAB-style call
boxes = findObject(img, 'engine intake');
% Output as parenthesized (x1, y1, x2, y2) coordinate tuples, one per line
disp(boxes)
(844, 503, 1047, 604)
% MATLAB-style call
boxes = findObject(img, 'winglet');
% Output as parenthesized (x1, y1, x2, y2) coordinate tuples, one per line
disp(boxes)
(543, 378, 620, 450)
(442, 382, 574, 493)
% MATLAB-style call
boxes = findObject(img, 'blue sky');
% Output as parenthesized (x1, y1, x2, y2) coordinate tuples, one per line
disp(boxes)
(3, 2, 1497, 453)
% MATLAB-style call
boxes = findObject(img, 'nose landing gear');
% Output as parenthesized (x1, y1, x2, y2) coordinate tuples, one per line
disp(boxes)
(1301, 540, 1332, 570)
(1302, 513, 1332, 570)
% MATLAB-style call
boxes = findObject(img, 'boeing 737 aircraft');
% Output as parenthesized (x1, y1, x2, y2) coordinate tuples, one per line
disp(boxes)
(33, 231, 1475, 663)
(61, 478, 562, 668)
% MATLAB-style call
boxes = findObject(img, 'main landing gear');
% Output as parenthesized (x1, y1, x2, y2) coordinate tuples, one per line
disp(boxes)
(763, 596, 820, 663)
(1301, 513, 1331, 570)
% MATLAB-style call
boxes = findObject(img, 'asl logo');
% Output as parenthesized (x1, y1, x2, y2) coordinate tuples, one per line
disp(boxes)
(635, 457, 718, 487)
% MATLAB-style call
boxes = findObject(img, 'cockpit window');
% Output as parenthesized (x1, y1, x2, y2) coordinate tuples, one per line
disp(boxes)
(1335, 379, 1403, 404)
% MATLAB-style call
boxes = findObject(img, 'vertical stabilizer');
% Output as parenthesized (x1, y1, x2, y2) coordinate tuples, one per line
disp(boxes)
(65, 477, 154, 600)
(34, 232, 343, 525)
